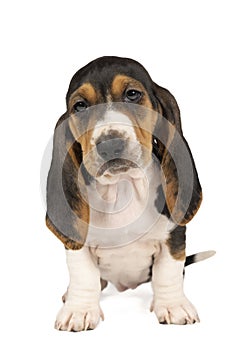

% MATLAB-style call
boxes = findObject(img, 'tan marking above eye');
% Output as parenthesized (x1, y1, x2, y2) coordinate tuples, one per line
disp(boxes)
(110, 74, 153, 109)
(111, 75, 145, 99)
(68, 83, 98, 111)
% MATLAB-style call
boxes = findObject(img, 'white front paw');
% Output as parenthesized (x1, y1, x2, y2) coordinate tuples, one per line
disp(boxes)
(55, 303, 104, 332)
(152, 297, 200, 325)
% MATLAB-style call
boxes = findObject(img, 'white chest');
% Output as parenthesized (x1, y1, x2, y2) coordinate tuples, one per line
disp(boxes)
(86, 160, 172, 248)
(85, 160, 174, 290)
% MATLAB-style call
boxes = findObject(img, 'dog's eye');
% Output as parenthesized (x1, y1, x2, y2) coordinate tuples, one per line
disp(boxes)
(73, 100, 88, 112)
(124, 89, 142, 103)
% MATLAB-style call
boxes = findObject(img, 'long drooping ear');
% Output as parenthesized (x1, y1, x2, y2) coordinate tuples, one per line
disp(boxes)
(46, 113, 89, 249)
(152, 82, 202, 225)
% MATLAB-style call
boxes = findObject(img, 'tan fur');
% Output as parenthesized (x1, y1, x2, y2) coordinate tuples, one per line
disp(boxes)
(110, 75, 158, 153)
(69, 83, 98, 110)
(46, 216, 83, 250)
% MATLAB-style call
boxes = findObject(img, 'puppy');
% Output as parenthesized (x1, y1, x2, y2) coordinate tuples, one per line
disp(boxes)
(46, 56, 209, 331)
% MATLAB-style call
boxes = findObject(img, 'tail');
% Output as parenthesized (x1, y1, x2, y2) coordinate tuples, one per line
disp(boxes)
(185, 250, 216, 267)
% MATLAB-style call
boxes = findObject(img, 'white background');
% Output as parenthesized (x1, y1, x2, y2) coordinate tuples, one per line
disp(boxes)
(0, 0, 232, 348)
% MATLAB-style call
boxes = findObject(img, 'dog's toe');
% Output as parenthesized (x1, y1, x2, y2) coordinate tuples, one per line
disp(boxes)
(152, 297, 200, 325)
(55, 303, 103, 332)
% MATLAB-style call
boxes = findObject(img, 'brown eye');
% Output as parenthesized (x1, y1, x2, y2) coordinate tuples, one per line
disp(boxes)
(124, 89, 142, 103)
(73, 100, 88, 112)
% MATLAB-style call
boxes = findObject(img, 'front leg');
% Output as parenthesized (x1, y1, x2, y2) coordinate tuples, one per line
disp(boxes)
(55, 247, 103, 332)
(151, 226, 199, 325)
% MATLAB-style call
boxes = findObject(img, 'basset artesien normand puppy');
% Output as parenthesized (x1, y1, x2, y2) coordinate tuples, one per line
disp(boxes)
(46, 56, 214, 331)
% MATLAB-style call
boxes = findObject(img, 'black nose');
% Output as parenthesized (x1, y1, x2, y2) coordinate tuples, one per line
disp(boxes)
(96, 138, 126, 160)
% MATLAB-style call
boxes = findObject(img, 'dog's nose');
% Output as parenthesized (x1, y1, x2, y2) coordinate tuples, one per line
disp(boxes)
(96, 138, 126, 160)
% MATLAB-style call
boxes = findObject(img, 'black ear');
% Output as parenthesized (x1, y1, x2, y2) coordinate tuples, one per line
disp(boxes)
(152, 83, 202, 225)
(46, 113, 89, 249)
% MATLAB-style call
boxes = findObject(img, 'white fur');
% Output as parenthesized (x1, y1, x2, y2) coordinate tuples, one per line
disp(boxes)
(91, 238, 161, 291)
(86, 159, 174, 248)
(91, 110, 139, 144)
(55, 248, 103, 331)
(151, 243, 199, 324)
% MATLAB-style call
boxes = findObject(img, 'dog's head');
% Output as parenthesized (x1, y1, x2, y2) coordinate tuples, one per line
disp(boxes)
(65, 57, 162, 181)
(46, 57, 202, 248)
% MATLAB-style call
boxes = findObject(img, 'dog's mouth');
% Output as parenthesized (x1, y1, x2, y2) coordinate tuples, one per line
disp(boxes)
(97, 159, 138, 177)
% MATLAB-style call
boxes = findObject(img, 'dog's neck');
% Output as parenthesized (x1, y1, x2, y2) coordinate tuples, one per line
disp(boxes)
(88, 159, 157, 210)
(85, 158, 164, 248)
(95, 172, 148, 213)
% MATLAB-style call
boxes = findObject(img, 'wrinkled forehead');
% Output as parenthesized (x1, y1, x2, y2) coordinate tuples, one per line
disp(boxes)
(68, 75, 152, 109)
(66, 57, 154, 105)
